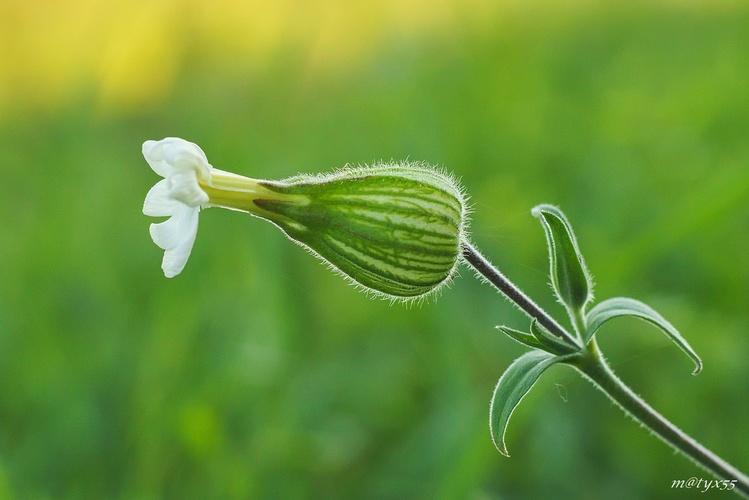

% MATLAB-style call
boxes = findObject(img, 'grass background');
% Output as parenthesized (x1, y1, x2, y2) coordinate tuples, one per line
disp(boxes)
(1, 0, 748, 498)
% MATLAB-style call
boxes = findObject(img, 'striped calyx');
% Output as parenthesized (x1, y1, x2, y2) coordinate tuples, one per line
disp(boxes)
(253, 163, 468, 300)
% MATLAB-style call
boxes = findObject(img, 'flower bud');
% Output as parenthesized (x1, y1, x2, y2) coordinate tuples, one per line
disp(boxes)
(253, 163, 468, 300)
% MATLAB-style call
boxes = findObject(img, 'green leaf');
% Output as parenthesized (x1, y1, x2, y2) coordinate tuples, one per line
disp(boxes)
(531, 204, 593, 315)
(489, 351, 563, 456)
(497, 325, 544, 350)
(585, 297, 703, 374)
(530, 319, 579, 355)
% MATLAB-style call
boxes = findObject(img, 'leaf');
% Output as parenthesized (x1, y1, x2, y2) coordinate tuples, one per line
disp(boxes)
(497, 325, 544, 350)
(585, 297, 702, 374)
(531, 204, 593, 315)
(489, 351, 565, 456)
(530, 319, 579, 355)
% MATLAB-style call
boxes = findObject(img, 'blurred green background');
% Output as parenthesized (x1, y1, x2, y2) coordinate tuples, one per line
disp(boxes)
(1, 0, 748, 498)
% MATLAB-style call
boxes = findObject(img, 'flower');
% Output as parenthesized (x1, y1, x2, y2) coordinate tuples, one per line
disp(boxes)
(142, 138, 212, 277)
(142, 137, 468, 300)
(142, 137, 285, 277)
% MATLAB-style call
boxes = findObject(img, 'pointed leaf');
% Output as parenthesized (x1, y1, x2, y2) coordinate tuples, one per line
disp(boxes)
(532, 205, 593, 314)
(585, 297, 702, 374)
(530, 319, 579, 355)
(497, 325, 544, 350)
(490, 351, 563, 456)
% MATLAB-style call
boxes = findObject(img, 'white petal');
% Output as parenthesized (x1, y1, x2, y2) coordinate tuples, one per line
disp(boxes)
(142, 140, 171, 177)
(162, 137, 208, 164)
(142, 140, 164, 160)
(149, 204, 198, 250)
(143, 137, 211, 178)
(143, 179, 181, 216)
(163, 139, 211, 179)
(160, 209, 199, 278)
(168, 171, 210, 207)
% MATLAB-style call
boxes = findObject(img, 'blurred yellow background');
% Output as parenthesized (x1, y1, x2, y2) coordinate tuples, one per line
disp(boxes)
(1, 0, 504, 112)
(1, 0, 748, 498)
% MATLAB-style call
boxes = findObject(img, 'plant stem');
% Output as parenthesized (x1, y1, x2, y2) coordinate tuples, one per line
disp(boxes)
(461, 241, 579, 347)
(573, 339, 749, 498)
(570, 307, 587, 343)
(463, 239, 749, 497)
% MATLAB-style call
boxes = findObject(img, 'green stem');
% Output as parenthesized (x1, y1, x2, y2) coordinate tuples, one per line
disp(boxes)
(572, 339, 749, 498)
(569, 307, 586, 343)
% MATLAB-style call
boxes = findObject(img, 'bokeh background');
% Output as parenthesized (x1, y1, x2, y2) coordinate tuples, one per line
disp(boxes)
(1, 0, 748, 498)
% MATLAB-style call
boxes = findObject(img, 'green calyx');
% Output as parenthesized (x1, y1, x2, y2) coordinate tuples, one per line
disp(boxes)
(251, 162, 468, 300)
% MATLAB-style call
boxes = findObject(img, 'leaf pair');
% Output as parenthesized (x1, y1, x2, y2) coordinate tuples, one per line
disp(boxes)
(532, 204, 701, 373)
(490, 298, 704, 456)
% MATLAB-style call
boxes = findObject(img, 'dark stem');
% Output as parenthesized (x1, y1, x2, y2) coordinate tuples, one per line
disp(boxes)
(461, 240, 579, 347)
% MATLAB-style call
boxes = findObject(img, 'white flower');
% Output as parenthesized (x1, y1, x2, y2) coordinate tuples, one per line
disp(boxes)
(142, 138, 212, 278)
